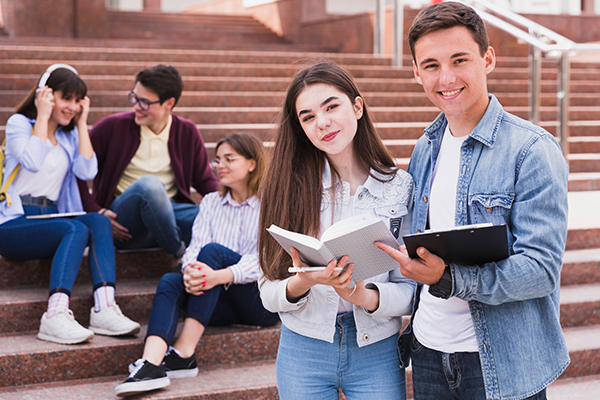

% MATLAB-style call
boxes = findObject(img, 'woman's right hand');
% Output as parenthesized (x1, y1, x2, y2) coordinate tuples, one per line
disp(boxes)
(285, 248, 352, 303)
(34, 86, 55, 121)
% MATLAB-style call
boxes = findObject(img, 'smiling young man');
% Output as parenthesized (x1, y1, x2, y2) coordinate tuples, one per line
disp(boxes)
(376, 3, 570, 400)
(78, 65, 218, 260)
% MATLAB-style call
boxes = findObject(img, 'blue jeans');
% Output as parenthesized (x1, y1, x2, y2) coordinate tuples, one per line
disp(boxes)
(276, 313, 406, 400)
(146, 243, 279, 344)
(0, 205, 116, 295)
(411, 337, 547, 400)
(110, 175, 199, 258)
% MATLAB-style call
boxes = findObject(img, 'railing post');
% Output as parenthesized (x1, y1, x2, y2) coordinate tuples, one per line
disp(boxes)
(557, 52, 570, 159)
(392, 0, 404, 68)
(529, 43, 542, 124)
(374, 0, 386, 56)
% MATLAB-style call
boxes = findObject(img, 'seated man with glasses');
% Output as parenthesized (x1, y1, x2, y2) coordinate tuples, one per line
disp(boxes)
(78, 64, 218, 262)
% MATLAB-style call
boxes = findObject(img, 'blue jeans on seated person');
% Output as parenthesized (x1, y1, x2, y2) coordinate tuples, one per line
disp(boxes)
(276, 313, 406, 400)
(411, 337, 547, 400)
(146, 243, 279, 344)
(109, 175, 199, 258)
(0, 205, 116, 295)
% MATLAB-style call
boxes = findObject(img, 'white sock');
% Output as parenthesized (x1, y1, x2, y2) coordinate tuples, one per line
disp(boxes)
(93, 286, 115, 312)
(47, 292, 69, 318)
(169, 346, 182, 357)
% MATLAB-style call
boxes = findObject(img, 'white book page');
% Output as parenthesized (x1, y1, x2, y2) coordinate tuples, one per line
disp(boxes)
(321, 213, 380, 242)
(323, 218, 400, 284)
(267, 225, 333, 266)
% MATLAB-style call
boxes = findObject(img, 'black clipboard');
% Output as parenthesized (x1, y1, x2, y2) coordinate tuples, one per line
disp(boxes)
(403, 224, 509, 266)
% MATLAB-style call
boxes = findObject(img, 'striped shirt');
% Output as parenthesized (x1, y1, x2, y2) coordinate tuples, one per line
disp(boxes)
(181, 191, 261, 285)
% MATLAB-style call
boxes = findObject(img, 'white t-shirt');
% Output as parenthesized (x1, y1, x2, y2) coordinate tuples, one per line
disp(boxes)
(413, 125, 479, 353)
(13, 140, 70, 202)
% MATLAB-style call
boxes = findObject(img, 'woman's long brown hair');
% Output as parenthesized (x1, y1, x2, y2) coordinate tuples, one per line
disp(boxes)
(258, 60, 397, 281)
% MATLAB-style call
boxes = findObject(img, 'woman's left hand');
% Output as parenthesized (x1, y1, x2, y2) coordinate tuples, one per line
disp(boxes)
(334, 274, 380, 312)
(75, 96, 90, 127)
(183, 261, 233, 295)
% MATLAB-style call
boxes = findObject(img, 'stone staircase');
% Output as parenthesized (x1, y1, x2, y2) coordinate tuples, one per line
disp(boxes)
(105, 10, 292, 48)
(0, 11, 600, 399)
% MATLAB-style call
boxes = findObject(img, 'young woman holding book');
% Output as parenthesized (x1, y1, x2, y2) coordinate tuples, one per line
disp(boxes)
(258, 60, 416, 399)
(0, 64, 139, 345)
(115, 133, 279, 397)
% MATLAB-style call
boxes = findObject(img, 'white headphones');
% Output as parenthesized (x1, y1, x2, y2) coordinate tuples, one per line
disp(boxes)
(36, 63, 78, 92)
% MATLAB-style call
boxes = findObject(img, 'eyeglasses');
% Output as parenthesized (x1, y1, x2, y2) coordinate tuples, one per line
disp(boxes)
(210, 156, 242, 169)
(128, 91, 164, 111)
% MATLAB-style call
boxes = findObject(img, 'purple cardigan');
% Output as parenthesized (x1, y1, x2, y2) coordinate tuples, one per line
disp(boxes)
(78, 112, 219, 212)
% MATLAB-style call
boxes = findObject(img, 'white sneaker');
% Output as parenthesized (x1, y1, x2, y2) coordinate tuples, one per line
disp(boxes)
(38, 310, 95, 345)
(89, 302, 141, 336)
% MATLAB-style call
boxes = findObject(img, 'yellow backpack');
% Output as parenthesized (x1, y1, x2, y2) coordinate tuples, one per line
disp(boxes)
(0, 137, 21, 205)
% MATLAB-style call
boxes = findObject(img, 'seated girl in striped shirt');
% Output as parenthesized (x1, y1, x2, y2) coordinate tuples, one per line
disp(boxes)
(115, 133, 279, 397)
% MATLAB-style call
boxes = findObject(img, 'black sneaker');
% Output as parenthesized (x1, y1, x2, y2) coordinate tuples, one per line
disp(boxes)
(115, 359, 170, 397)
(161, 346, 199, 379)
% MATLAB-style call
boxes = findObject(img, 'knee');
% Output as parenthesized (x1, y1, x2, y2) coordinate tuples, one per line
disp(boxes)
(198, 243, 227, 259)
(197, 243, 232, 266)
(87, 213, 112, 230)
(67, 220, 90, 240)
(56, 219, 90, 249)
(130, 175, 168, 199)
(156, 272, 185, 295)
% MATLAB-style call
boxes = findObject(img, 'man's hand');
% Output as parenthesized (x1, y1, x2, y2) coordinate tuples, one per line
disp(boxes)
(375, 242, 446, 285)
(100, 209, 132, 241)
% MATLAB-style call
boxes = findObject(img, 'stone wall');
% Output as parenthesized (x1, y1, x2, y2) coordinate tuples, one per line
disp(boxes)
(0, 0, 107, 38)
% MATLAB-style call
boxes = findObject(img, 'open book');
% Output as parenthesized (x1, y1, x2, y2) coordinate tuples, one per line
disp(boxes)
(403, 223, 509, 266)
(267, 214, 401, 285)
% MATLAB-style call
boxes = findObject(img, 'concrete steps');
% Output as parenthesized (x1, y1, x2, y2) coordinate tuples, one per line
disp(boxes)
(0, 322, 280, 388)
(0, 360, 279, 400)
(548, 374, 600, 400)
(0, 224, 598, 398)
(105, 10, 289, 46)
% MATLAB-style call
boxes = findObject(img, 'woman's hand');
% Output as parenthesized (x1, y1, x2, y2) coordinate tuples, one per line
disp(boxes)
(285, 247, 353, 303)
(34, 86, 54, 122)
(334, 274, 381, 312)
(183, 261, 233, 295)
(75, 95, 94, 159)
(75, 96, 90, 128)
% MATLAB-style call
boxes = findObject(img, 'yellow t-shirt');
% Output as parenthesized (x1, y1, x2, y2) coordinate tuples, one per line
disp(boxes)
(115, 115, 178, 199)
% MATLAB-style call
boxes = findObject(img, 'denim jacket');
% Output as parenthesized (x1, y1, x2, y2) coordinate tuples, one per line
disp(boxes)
(259, 167, 416, 347)
(0, 114, 97, 225)
(405, 95, 570, 400)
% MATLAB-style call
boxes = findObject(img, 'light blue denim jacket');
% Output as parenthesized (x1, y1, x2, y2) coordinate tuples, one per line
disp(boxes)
(0, 114, 98, 225)
(260, 166, 416, 347)
(406, 95, 570, 400)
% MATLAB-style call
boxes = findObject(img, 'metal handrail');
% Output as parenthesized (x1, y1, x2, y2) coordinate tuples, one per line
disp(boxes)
(382, 0, 600, 159)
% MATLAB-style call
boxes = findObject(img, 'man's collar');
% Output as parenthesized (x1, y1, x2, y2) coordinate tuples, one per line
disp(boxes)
(425, 94, 501, 148)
